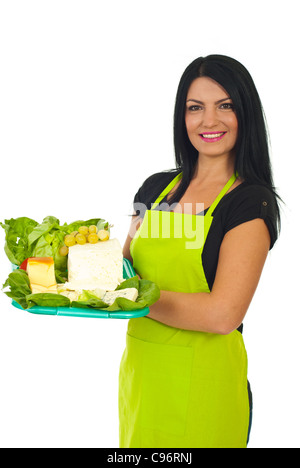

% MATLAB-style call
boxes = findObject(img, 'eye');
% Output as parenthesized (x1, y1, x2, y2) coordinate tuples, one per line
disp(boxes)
(219, 102, 235, 110)
(187, 105, 203, 112)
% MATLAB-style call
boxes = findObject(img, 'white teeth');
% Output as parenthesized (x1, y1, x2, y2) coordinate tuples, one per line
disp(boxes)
(201, 132, 225, 138)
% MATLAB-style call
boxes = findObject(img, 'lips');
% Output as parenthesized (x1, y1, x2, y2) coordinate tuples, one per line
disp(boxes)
(199, 132, 227, 143)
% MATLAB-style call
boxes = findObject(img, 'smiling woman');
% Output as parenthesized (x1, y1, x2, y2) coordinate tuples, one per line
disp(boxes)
(119, 55, 281, 449)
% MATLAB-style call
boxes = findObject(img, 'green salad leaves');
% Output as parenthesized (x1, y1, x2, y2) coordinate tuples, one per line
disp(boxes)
(2, 269, 32, 310)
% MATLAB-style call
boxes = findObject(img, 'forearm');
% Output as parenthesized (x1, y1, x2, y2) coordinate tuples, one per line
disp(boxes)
(147, 220, 271, 334)
(148, 290, 237, 335)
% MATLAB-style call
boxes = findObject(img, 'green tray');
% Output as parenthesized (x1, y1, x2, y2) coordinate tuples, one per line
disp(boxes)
(11, 258, 149, 319)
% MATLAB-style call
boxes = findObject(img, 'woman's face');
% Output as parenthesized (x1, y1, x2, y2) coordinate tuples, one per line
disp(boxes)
(185, 76, 238, 161)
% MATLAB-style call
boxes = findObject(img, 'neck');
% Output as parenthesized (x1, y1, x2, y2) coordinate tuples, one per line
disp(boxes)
(193, 153, 236, 184)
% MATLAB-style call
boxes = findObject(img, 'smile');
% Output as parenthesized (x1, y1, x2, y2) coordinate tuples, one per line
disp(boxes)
(199, 132, 227, 142)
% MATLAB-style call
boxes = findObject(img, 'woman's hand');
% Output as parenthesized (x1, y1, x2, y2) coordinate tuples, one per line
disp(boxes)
(123, 214, 142, 280)
(148, 218, 270, 334)
(123, 214, 142, 265)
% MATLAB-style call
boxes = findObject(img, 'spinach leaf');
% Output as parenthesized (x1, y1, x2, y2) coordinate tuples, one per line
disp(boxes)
(26, 293, 71, 309)
(0, 217, 38, 265)
(2, 269, 32, 309)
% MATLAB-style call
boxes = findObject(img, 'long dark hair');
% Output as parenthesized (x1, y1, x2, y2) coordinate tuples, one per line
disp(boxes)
(170, 54, 281, 230)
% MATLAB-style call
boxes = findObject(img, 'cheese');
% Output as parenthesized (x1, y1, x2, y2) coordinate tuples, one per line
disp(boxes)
(57, 289, 80, 302)
(27, 257, 57, 294)
(103, 288, 139, 306)
(65, 238, 124, 291)
(57, 284, 106, 302)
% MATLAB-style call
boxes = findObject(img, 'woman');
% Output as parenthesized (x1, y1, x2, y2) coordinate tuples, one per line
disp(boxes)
(119, 55, 280, 448)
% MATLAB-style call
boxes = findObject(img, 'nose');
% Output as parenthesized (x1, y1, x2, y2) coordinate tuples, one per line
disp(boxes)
(201, 107, 219, 128)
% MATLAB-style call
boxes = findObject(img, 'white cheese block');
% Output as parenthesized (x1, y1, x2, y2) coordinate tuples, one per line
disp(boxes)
(58, 289, 81, 302)
(66, 238, 124, 291)
(103, 288, 139, 306)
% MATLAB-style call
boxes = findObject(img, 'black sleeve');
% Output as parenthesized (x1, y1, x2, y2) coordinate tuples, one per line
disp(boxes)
(133, 169, 179, 216)
(222, 184, 279, 250)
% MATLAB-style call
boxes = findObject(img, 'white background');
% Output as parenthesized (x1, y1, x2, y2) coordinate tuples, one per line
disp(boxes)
(0, 0, 299, 448)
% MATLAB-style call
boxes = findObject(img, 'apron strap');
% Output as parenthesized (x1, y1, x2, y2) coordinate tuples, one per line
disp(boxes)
(151, 171, 237, 214)
(151, 172, 183, 210)
(206, 172, 238, 217)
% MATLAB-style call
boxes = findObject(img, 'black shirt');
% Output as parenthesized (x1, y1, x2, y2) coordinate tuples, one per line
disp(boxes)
(133, 169, 278, 291)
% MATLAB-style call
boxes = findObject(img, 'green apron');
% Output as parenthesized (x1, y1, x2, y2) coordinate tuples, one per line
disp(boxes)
(119, 173, 249, 448)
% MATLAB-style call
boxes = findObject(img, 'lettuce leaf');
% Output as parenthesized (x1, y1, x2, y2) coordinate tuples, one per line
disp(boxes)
(26, 293, 71, 309)
(136, 279, 160, 306)
(27, 216, 60, 246)
(75, 276, 160, 312)
(2, 269, 32, 309)
(115, 275, 139, 291)
(72, 290, 109, 309)
(31, 229, 68, 283)
(106, 297, 147, 312)
(0, 217, 38, 265)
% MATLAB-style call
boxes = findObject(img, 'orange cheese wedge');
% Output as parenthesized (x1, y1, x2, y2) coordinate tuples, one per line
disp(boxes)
(27, 257, 57, 294)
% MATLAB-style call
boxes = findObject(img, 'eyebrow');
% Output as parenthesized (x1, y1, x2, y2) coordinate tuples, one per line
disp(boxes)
(186, 97, 232, 104)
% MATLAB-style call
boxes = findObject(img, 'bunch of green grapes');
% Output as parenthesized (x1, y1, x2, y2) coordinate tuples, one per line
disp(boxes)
(59, 225, 110, 256)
